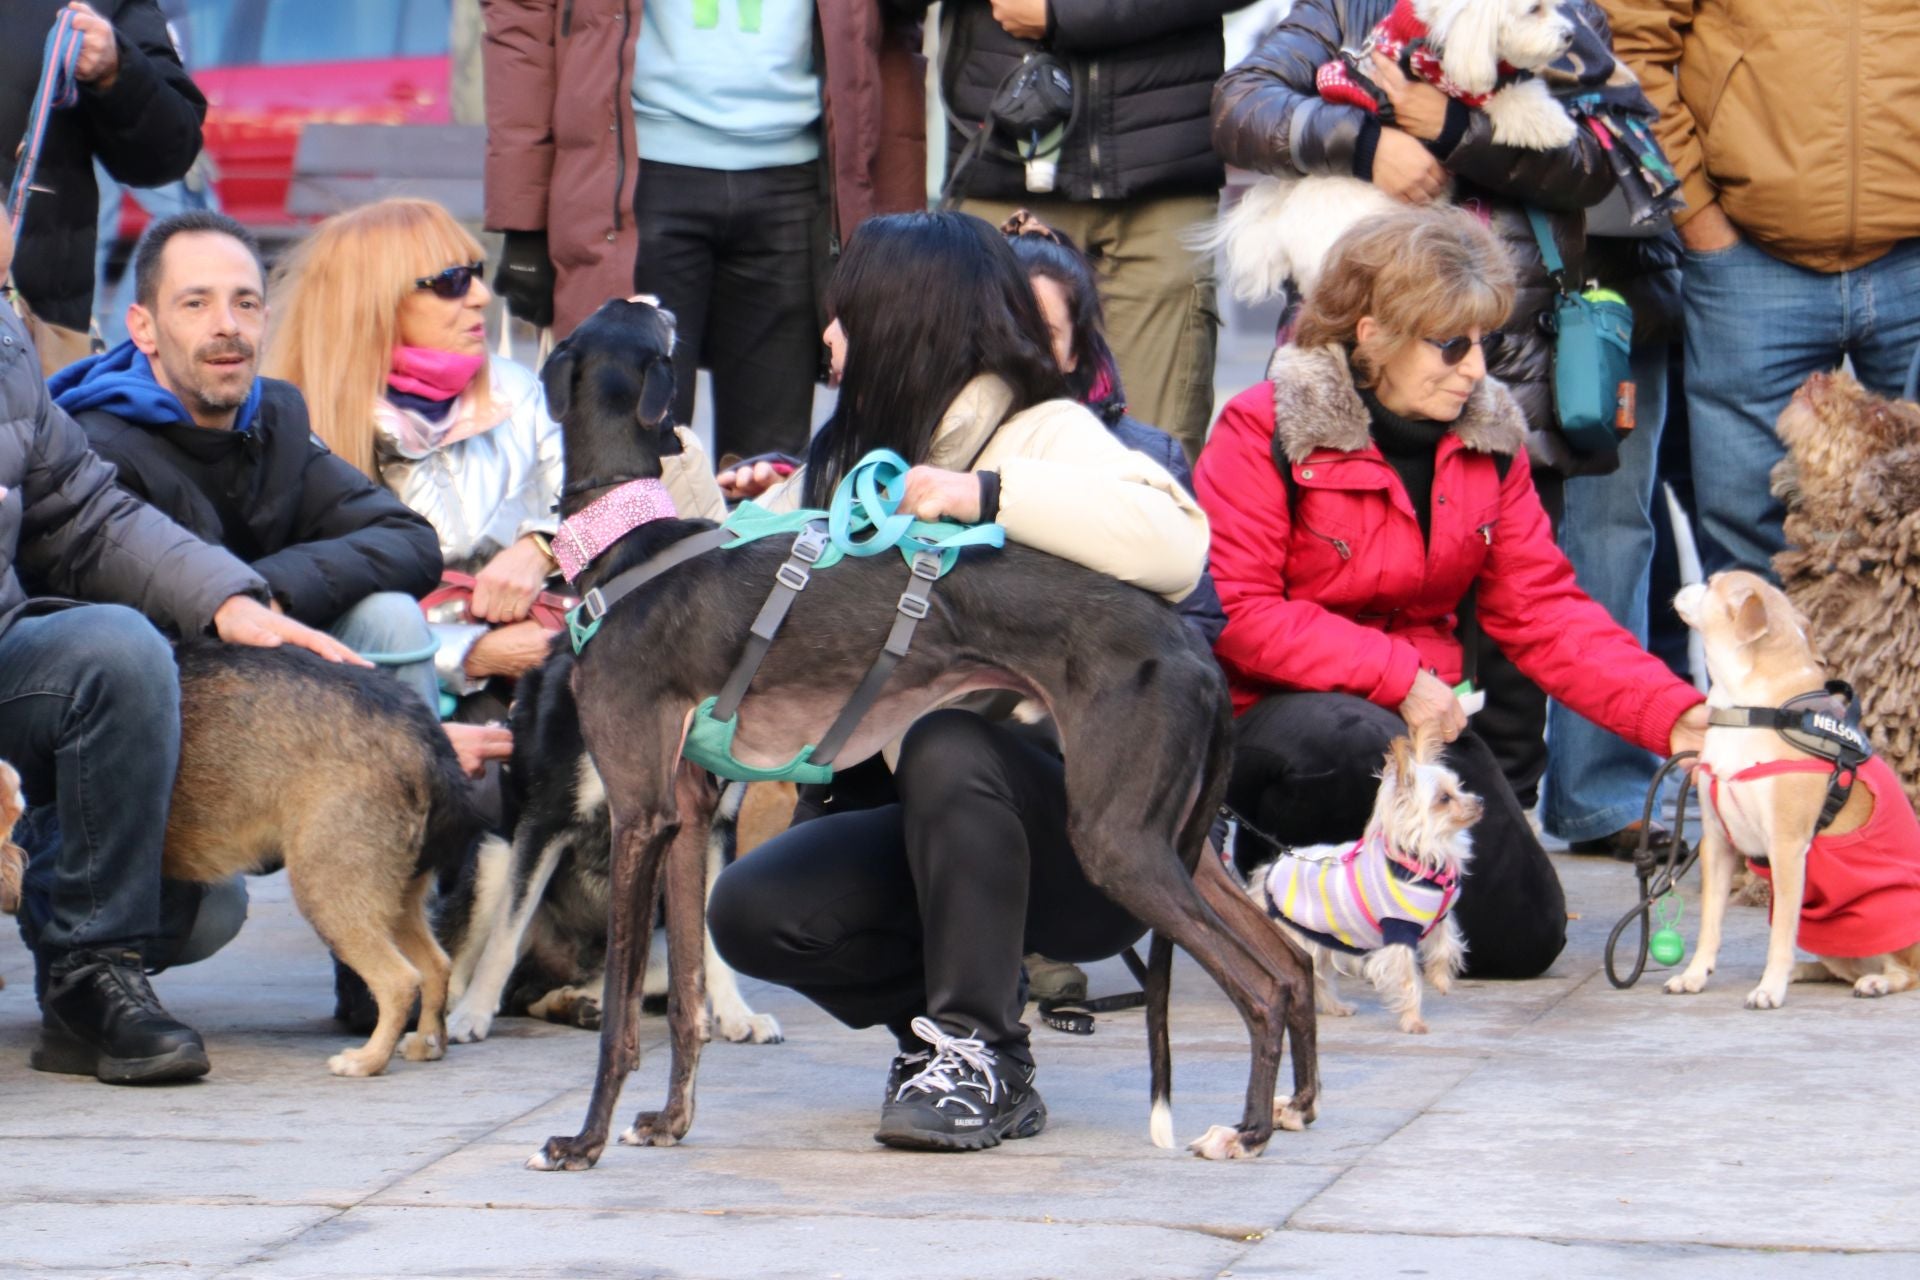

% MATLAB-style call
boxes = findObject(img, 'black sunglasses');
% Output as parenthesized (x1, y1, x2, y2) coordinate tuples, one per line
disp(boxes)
(414, 260, 485, 300)
(1425, 331, 1505, 366)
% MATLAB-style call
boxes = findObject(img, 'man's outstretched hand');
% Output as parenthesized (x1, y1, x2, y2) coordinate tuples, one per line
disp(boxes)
(212, 595, 370, 666)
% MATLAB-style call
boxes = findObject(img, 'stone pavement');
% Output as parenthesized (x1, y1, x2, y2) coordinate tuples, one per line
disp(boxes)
(2, 850, 1916, 1280)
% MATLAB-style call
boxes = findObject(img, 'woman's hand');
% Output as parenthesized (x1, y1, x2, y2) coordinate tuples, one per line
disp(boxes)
(470, 535, 554, 623)
(443, 722, 513, 778)
(897, 466, 981, 524)
(1668, 702, 1710, 756)
(1399, 669, 1469, 743)
(1372, 129, 1451, 204)
(716, 460, 784, 501)
(1369, 51, 1453, 143)
(462, 619, 553, 680)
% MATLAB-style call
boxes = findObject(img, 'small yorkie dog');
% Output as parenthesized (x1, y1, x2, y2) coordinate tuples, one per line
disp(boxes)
(1, 762, 27, 963)
(1245, 723, 1481, 1034)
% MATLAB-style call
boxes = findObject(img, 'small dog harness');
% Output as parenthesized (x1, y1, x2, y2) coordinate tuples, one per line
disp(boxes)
(1262, 833, 1458, 955)
(1706, 682, 1871, 833)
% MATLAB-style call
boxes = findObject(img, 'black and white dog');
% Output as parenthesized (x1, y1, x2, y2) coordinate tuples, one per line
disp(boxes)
(516, 298, 1316, 1172)
(441, 659, 781, 1046)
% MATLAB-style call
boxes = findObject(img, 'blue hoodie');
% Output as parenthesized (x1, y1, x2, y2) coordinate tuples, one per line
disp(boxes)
(49, 340, 263, 434)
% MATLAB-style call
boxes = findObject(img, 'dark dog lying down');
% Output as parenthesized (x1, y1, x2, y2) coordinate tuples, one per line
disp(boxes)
(520, 298, 1316, 1173)
(160, 645, 480, 1076)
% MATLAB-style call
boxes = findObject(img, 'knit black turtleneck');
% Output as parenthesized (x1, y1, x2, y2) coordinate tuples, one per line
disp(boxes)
(1359, 385, 1449, 546)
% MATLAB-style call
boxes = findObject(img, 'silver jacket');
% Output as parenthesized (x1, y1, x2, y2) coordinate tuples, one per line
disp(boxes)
(375, 356, 562, 694)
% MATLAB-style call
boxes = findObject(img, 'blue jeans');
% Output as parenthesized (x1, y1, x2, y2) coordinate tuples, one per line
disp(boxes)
(1683, 236, 1920, 577)
(329, 591, 438, 716)
(1541, 343, 1670, 842)
(0, 607, 182, 959)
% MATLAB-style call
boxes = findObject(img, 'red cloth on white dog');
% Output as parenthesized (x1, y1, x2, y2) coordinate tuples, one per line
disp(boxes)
(1315, 0, 1514, 113)
(1740, 756, 1920, 959)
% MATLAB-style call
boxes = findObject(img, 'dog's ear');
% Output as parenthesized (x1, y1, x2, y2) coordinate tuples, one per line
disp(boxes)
(539, 341, 578, 424)
(1408, 719, 1444, 767)
(636, 358, 676, 431)
(1388, 734, 1419, 788)
(1729, 584, 1771, 646)
(1425, 0, 1504, 95)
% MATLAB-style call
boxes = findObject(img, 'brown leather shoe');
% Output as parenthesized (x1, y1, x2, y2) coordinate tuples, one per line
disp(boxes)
(1568, 821, 1673, 862)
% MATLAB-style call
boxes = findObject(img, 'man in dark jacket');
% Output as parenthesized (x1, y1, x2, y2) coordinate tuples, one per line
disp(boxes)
(51, 211, 446, 711)
(1, 0, 206, 344)
(925, 0, 1252, 460)
(0, 213, 367, 1085)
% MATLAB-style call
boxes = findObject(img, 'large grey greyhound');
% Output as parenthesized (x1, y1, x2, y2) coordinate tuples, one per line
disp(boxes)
(524, 298, 1317, 1171)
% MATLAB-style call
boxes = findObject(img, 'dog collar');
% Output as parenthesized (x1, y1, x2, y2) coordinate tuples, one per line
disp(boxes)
(553, 478, 678, 583)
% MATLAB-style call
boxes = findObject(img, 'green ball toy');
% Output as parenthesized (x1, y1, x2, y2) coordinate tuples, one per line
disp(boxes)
(1648, 928, 1686, 966)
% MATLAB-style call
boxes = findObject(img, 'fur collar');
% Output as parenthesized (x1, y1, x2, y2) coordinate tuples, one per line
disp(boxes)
(1264, 343, 1528, 463)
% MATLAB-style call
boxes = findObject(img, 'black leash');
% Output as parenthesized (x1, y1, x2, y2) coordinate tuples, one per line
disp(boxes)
(1604, 751, 1700, 989)
(1037, 946, 1150, 1036)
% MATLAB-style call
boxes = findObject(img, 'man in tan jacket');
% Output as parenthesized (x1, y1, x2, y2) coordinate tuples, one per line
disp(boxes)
(1603, 0, 1920, 577)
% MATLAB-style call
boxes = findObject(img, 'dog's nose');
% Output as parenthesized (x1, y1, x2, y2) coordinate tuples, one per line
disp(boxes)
(1673, 583, 1706, 622)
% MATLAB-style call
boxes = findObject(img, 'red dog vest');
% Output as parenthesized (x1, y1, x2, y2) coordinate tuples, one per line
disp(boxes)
(1702, 755, 1920, 958)
(1315, 0, 1516, 114)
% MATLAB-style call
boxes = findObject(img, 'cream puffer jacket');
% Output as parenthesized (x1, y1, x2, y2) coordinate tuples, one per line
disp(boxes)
(374, 355, 726, 693)
(760, 376, 1210, 602)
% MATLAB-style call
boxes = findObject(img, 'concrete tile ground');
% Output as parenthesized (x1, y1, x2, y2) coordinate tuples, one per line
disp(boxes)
(3, 850, 1917, 1280)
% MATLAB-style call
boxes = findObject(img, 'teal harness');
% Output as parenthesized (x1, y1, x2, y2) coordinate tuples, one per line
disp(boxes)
(563, 450, 1005, 784)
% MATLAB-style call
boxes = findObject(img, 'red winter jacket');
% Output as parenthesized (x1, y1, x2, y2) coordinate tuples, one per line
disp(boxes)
(1194, 345, 1702, 754)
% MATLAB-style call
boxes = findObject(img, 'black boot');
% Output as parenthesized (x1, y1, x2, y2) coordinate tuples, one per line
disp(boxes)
(32, 949, 209, 1084)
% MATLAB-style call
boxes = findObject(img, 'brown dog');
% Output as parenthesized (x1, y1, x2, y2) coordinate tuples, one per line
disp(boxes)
(165, 644, 482, 1074)
(1670, 572, 1920, 1008)
(1, 761, 26, 986)
(1772, 372, 1920, 811)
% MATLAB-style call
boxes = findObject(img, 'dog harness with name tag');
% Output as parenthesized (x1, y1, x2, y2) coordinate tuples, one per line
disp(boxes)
(1262, 833, 1458, 956)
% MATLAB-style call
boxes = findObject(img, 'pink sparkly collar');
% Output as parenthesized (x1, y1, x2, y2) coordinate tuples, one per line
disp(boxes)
(553, 478, 678, 583)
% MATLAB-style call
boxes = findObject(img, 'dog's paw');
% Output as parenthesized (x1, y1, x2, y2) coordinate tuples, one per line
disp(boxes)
(618, 1113, 678, 1148)
(1398, 1015, 1429, 1035)
(445, 1003, 494, 1044)
(713, 1010, 784, 1045)
(571, 998, 602, 1030)
(327, 1047, 391, 1078)
(1852, 973, 1893, 998)
(1187, 1124, 1267, 1161)
(526, 1136, 600, 1172)
(1664, 970, 1710, 995)
(1744, 983, 1787, 1010)
(1273, 1094, 1317, 1132)
(401, 1030, 445, 1062)
(1318, 998, 1356, 1018)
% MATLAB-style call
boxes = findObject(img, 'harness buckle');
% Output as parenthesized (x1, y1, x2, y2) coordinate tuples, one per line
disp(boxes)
(909, 550, 942, 581)
(896, 590, 931, 621)
(583, 587, 609, 621)
(775, 561, 811, 593)
(790, 526, 830, 566)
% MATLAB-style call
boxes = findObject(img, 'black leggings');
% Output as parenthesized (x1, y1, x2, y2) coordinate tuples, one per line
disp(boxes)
(1226, 692, 1567, 978)
(707, 711, 1146, 1061)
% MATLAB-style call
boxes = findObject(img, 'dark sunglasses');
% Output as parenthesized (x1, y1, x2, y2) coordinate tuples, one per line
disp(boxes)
(1424, 331, 1505, 366)
(414, 260, 485, 300)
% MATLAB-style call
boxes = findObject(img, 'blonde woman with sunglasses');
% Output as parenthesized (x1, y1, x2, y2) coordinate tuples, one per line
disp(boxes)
(264, 198, 723, 714)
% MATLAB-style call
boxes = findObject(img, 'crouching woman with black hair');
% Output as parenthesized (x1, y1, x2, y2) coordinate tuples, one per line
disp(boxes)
(707, 211, 1212, 1152)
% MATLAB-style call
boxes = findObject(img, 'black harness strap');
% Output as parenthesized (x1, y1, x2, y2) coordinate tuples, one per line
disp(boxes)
(578, 527, 733, 627)
(711, 522, 831, 722)
(811, 549, 943, 767)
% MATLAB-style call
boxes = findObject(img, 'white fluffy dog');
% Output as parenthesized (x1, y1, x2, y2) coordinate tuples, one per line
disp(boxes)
(1205, 0, 1577, 302)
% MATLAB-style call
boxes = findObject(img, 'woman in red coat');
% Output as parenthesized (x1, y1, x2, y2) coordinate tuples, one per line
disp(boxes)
(1195, 207, 1708, 978)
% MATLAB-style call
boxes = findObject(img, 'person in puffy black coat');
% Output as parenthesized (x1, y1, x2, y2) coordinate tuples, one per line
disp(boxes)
(914, 0, 1256, 461)
(1211, 0, 1639, 807)
(0, 0, 206, 335)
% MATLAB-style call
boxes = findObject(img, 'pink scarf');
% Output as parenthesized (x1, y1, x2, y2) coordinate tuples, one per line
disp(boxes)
(388, 346, 485, 401)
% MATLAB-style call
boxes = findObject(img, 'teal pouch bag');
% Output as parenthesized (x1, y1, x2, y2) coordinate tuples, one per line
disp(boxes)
(1526, 208, 1636, 455)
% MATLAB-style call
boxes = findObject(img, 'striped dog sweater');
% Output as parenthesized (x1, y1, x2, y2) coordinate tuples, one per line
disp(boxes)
(1262, 833, 1459, 955)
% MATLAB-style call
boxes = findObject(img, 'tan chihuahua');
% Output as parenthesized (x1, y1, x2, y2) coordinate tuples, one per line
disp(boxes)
(1670, 572, 1920, 1008)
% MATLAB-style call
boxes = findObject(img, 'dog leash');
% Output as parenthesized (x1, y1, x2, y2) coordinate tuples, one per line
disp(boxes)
(1037, 946, 1150, 1036)
(1604, 750, 1700, 989)
(6, 9, 82, 237)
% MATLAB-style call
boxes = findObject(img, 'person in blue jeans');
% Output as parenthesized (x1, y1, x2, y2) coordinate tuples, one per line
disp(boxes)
(1606, 0, 1920, 578)
(1541, 230, 1687, 855)
(2, 201, 367, 1084)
